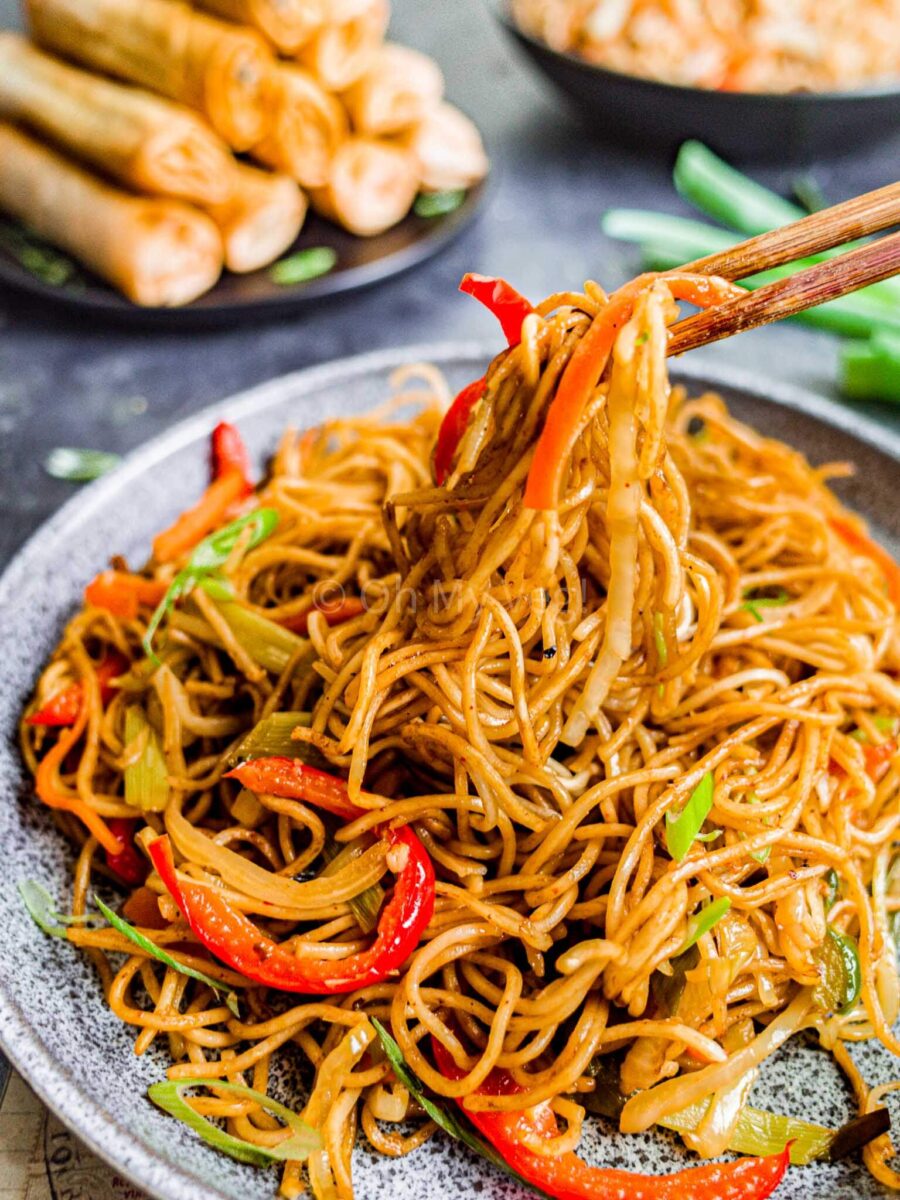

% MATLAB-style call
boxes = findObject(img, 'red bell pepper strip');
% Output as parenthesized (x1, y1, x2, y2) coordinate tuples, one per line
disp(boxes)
(524, 272, 745, 511)
(211, 422, 254, 496)
(433, 275, 535, 486)
(225, 758, 361, 820)
(27, 652, 126, 727)
(459, 273, 535, 346)
(434, 376, 488, 486)
(153, 468, 250, 564)
(829, 516, 900, 607)
(279, 596, 367, 635)
(149, 822, 434, 994)
(84, 570, 168, 620)
(431, 1040, 789, 1200)
(105, 818, 149, 885)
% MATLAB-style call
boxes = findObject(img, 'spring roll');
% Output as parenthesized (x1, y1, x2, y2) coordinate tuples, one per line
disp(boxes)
(309, 136, 417, 237)
(0, 35, 234, 206)
(26, 0, 274, 150)
(204, 162, 306, 272)
(397, 102, 489, 193)
(343, 43, 443, 136)
(251, 65, 347, 189)
(0, 123, 223, 306)
(296, 0, 389, 92)
(192, 0, 323, 54)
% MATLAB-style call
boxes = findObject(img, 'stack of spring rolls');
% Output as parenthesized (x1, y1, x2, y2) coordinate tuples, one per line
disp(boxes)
(0, 0, 489, 307)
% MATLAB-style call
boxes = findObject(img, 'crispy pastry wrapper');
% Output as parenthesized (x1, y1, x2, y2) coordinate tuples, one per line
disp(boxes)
(204, 161, 306, 272)
(252, 64, 347, 189)
(0, 122, 223, 305)
(193, 0, 324, 54)
(397, 101, 489, 192)
(0, 33, 234, 205)
(295, 0, 388, 91)
(309, 135, 417, 237)
(26, 0, 274, 150)
(343, 42, 444, 136)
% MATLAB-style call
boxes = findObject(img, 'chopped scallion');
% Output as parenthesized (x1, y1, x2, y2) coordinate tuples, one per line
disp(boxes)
(414, 189, 466, 218)
(679, 896, 731, 954)
(665, 771, 715, 862)
(44, 447, 121, 482)
(268, 247, 337, 286)
(148, 1078, 319, 1166)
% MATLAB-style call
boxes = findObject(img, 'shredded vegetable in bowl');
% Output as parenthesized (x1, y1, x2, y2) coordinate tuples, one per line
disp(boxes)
(511, 0, 900, 92)
(18, 269, 900, 1199)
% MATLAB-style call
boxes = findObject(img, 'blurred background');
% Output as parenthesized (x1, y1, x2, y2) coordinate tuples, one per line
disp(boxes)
(0, 0, 898, 567)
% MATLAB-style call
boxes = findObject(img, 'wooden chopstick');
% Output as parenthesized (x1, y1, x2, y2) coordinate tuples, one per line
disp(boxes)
(669, 230, 900, 356)
(666, 181, 900, 356)
(679, 181, 900, 281)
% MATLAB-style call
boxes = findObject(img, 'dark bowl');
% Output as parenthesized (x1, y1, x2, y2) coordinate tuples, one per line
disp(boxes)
(494, 6, 900, 161)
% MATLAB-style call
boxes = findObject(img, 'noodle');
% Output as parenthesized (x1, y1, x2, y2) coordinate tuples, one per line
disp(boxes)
(20, 276, 900, 1197)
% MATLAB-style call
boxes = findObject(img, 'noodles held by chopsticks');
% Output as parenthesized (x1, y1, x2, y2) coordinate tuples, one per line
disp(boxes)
(0, 122, 223, 305)
(0, 33, 234, 206)
(21, 273, 900, 1196)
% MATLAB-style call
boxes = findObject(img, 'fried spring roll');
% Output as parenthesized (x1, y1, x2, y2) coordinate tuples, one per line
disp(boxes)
(296, 0, 389, 91)
(204, 162, 306, 272)
(251, 65, 347, 188)
(26, 0, 274, 150)
(309, 136, 417, 237)
(193, 0, 323, 54)
(398, 102, 489, 192)
(343, 43, 444, 136)
(0, 123, 223, 306)
(0, 34, 234, 206)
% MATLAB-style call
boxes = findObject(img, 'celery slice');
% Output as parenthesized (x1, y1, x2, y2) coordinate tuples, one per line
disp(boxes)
(322, 836, 385, 934)
(124, 706, 168, 812)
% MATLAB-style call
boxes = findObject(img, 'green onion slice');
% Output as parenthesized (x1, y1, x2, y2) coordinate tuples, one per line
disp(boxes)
(665, 771, 715, 862)
(148, 1078, 319, 1166)
(268, 247, 337, 286)
(741, 587, 790, 623)
(44, 447, 121, 482)
(143, 508, 279, 661)
(95, 897, 241, 1018)
(652, 611, 668, 666)
(679, 897, 731, 954)
(19, 880, 94, 938)
(372, 1020, 550, 1198)
(413, 190, 466, 218)
(813, 927, 861, 1015)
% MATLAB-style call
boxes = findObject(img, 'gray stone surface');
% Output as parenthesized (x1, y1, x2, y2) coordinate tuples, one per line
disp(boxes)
(1, 0, 899, 568)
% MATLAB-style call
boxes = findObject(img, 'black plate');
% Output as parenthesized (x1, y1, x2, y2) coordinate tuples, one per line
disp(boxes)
(0, 182, 487, 328)
(494, 6, 900, 162)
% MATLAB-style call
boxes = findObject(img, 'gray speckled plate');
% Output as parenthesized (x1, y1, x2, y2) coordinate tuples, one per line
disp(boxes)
(1, 344, 899, 1200)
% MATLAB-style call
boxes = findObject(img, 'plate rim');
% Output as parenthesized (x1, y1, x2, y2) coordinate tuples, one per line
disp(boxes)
(2, 342, 900, 1200)
(0, 178, 489, 328)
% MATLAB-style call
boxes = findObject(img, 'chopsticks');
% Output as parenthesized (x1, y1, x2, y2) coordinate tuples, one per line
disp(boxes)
(667, 181, 900, 356)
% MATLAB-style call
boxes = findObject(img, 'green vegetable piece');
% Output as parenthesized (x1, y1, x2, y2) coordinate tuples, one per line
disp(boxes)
(228, 711, 313, 765)
(813, 927, 861, 1015)
(123, 707, 169, 812)
(661, 1098, 834, 1165)
(679, 897, 731, 954)
(143, 508, 280, 661)
(665, 771, 715, 861)
(414, 189, 466, 218)
(371, 1020, 550, 1198)
(322, 836, 385, 934)
(652, 611, 668, 666)
(268, 247, 337, 286)
(44, 447, 121, 482)
(741, 587, 790, 623)
(95, 898, 240, 1017)
(841, 330, 900, 405)
(792, 174, 829, 215)
(19, 880, 93, 938)
(824, 868, 840, 911)
(148, 1078, 319, 1166)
